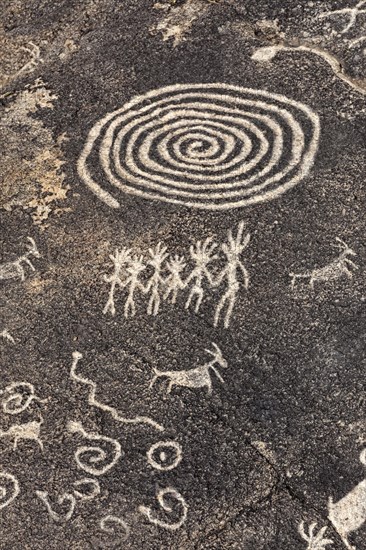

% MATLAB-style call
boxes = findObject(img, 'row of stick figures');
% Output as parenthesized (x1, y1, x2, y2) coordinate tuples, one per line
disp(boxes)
(103, 221, 250, 328)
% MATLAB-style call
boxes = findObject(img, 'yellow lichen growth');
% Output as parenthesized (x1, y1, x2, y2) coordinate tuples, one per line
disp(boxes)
(0, 81, 69, 227)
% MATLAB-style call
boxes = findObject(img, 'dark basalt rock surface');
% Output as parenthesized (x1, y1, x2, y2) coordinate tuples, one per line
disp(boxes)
(1, 1, 365, 549)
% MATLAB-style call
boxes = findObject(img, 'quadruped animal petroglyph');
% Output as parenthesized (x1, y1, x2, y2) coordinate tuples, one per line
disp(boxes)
(77, 83, 320, 210)
(328, 448, 366, 550)
(290, 238, 357, 289)
(0, 417, 44, 451)
(0, 237, 40, 282)
(150, 343, 227, 395)
(103, 221, 250, 328)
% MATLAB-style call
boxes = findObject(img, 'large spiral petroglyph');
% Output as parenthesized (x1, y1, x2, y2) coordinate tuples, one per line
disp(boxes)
(78, 83, 320, 210)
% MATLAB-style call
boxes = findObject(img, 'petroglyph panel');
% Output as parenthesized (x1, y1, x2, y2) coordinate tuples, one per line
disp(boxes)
(103, 221, 250, 328)
(78, 83, 320, 210)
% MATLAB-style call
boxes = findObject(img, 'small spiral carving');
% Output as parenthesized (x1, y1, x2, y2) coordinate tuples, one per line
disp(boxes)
(139, 487, 188, 531)
(67, 421, 122, 476)
(1, 382, 44, 415)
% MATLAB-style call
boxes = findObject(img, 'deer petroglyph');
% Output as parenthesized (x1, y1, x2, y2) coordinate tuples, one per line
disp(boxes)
(0, 417, 44, 451)
(290, 238, 357, 289)
(0, 237, 40, 282)
(150, 343, 227, 395)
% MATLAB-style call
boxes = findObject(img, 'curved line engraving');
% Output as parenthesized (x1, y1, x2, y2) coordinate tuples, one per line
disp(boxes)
(138, 487, 188, 531)
(252, 45, 366, 97)
(70, 352, 164, 432)
(100, 515, 130, 541)
(36, 490, 76, 522)
(73, 478, 101, 501)
(0, 382, 47, 415)
(77, 83, 320, 210)
(67, 420, 122, 476)
(0, 472, 20, 510)
(147, 441, 183, 471)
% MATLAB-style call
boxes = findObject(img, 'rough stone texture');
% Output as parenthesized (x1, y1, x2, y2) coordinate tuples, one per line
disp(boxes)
(1, 1, 365, 549)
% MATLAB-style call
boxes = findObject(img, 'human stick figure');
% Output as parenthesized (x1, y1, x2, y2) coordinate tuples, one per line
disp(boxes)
(213, 221, 250, 328)
(103, 247, 132, 315)
(164, 255, 187, 304)
(145, 243, 169, 316)
(185, 237, 218, 313)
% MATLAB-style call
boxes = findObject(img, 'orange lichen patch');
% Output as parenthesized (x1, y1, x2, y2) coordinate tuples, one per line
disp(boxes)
(151, 0, 215, 46)
(0, 83, 70, 228)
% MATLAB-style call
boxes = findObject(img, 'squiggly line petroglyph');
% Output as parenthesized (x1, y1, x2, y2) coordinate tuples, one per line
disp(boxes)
(139, 487, 188, 531)
(150, 342, 227, 395)
(319, 1, 366, 34)
(78, 83, 320, 210)
(147, 441, 183, 471)
(70, 352, 164, 432)
(0, 237, 40, 282)
(67, 420, 122, 476)
(0, 382, 48, 415)
(103, 221, 250, 327)
(0, 472, 20, 511)
(100, 515, 130, 541)
(252, 45, 366, 96)
(0, 417, 44, 451)
(298, 522, 334, 550)
(290, 238, 357, 289)
(36, 490, 76, 522)
(328, 448, 366, 550)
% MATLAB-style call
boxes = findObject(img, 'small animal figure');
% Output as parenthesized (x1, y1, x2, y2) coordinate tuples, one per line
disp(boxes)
(0, 417, 44, 451)
(328, 448, 366, 550)
(290, 238, 357, 289)
(0, 237, 40, 282)
(150, 343, 227, 395)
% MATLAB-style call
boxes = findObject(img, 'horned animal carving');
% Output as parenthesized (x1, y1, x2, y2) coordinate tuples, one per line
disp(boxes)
(290, 238, 357, 289)
(328, 449, 366, 550)
(0, 237, 40, 282)
(150, 343, 227, 395)
(0, 417, 44, 451)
